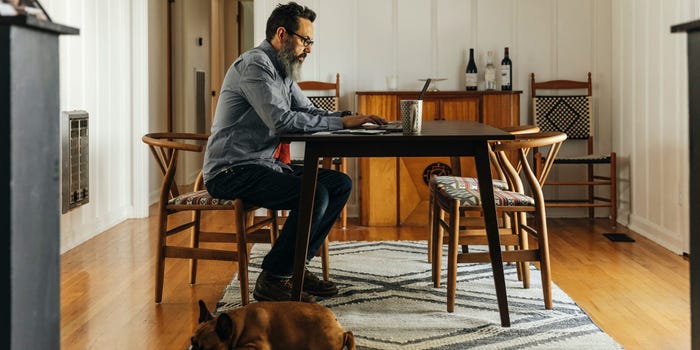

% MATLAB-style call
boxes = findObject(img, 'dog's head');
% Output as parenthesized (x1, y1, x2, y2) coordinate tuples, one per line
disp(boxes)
(188, 300, 233, 350)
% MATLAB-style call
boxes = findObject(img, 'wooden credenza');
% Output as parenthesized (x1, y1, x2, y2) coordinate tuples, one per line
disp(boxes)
(356, 90, 522, 226)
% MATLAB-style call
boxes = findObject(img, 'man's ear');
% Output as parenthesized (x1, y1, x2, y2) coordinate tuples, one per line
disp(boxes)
(215, 313, 234, 341)
(276, 26, 287, 41)
(198, 300, 214, 323)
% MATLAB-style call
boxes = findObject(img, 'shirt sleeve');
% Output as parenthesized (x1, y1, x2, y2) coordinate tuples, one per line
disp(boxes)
(238, 57, 343, 133)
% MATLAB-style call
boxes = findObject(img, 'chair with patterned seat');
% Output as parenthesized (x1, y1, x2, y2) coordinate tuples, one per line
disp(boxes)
(426, 125, 540, 263)
(142, 132, 279, 305)
(431, 131, 567, 313)
(530, 72, 617, 228)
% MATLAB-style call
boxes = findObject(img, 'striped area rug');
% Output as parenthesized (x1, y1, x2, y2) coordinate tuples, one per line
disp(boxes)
(216, 241, 622, 350)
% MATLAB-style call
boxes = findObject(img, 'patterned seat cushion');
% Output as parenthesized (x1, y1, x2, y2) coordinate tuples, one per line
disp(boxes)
(429, 176, 509, 192)
(168, 190, 234, 206)
(436, 186, 535, 208)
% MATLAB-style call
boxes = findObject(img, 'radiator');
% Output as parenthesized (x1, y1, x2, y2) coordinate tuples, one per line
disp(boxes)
(61, 110, 89, 213)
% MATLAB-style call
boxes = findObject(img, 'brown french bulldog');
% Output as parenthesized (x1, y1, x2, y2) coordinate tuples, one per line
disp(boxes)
(189, 300, 356, 350)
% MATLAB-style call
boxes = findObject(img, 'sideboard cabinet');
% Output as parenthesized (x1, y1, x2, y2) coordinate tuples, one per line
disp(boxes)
(355, 90, 522, 226)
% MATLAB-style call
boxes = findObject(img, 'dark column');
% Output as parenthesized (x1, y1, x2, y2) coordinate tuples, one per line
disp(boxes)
(672, 19, 700, 350)
(0, 15, 78, 349)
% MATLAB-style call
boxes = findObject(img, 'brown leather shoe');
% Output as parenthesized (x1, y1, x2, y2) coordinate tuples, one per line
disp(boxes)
(253, 271, 316, 303)
(303, 269, 339, 297)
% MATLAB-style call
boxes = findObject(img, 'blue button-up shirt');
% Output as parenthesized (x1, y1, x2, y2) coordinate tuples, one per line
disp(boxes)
(203, 40, 344, 183)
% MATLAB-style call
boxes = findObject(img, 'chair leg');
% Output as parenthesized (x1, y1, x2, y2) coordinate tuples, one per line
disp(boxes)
(338, 158, 348, 229)
(506, 212, 523, 282)
(268, 209, 280, 244)
(234, 200, 250, 306)
(321, 237, 330, 281)
(433, 201, 446, 287)
(431, 194, 443, 287)
(428, 189, 434, 263)
(154, 212, 168, 303)
(535, 209, 552, 310)
(588, 163, 595, 220)
(516, 211, 530, 289)
(189, 210, 201, 285)
(610, 153, 617, 229)
(447, 200, 460, 313)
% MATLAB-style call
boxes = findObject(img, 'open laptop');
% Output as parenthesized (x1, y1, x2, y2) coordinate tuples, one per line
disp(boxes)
(361, 121, 403, 132)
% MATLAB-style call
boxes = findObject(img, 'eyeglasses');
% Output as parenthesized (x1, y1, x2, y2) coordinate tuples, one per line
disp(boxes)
(286, 29, 314, 47)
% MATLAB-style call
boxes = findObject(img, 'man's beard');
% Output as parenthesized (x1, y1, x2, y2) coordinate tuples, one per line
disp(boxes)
(279, 38, 305, 81)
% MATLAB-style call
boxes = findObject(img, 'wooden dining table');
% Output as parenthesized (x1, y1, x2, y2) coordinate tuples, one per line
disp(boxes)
(280, 119, 515, 327)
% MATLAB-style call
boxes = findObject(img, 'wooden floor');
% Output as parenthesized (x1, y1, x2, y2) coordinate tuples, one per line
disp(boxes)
(60, 210, 690, 349)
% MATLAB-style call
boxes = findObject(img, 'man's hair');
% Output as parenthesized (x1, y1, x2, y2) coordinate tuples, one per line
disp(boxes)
(265, 2, 316, 41)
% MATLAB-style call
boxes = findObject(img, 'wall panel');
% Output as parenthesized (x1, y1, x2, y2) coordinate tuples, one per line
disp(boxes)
(44, 0, 147, 252)
(436, 0, 472, 91)
(614, 0, 692, 253)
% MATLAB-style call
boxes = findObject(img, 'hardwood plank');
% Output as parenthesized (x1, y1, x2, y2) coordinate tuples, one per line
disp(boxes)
(60, 212, 689, 349)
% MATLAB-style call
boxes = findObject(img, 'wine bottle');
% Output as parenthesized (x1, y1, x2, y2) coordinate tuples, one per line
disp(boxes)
(500, 47, 512, 91)
(465, 48, 478, 91)
(485, 50, 496, 90)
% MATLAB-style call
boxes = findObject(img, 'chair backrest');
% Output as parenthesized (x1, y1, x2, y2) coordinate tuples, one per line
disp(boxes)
(298, 73, 340, 112)
(142, 132, 209, 201)
(530, 72, 592, 140)
(492, 132, 567, 200)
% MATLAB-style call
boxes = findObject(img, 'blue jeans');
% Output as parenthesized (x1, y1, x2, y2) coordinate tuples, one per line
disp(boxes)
(206, 164, 351, 277)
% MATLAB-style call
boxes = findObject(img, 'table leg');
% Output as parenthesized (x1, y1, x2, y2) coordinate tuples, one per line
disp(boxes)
(474, 142, 511, 327)
(291, 146, 320, 301)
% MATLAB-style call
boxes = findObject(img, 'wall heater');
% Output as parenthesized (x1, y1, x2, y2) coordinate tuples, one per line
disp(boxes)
(61, 110, 89, 213)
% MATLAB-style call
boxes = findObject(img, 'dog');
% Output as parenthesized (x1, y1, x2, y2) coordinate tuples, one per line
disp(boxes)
(189, 300, 355, 350)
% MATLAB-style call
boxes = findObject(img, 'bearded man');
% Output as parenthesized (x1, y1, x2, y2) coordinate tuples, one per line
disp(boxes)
(203, 2, 385, 302)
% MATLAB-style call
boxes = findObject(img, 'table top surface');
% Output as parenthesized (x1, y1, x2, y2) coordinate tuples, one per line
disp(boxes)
(280, 120, 514, 143)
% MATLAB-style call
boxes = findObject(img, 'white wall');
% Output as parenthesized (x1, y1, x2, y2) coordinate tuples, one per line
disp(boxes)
(44, 0, 150, 253)
(613, 0, 697, 254)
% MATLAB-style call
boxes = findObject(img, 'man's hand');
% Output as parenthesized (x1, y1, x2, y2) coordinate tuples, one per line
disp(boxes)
(341, 114, 387, 129)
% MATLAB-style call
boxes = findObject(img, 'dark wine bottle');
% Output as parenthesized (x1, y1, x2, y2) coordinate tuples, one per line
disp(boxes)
(465, 48, 478, 91)
(500, 47, 512, 91)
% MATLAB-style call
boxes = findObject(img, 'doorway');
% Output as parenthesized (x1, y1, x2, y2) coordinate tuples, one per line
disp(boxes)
(210, 0, 254, 119)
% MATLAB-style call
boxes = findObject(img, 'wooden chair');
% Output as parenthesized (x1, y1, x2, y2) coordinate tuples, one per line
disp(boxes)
(431, 132, 567, 313)
(426, 125, 540, 263)
(142, 132, 279, 305)
(297, 73, 348, 229)
(530, 72, 617, 228)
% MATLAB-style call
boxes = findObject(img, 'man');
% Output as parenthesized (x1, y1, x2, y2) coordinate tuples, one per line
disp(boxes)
(203, 2, 386, 303)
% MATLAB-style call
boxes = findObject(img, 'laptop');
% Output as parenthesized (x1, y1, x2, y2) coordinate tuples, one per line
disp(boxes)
(361, 121, 403, 132)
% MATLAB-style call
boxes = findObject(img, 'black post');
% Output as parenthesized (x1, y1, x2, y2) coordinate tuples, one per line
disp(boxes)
(0, 15, 78, 349)
(672, 19, 700, 350)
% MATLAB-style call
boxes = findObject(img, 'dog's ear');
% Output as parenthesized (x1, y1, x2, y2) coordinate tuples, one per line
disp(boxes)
(198, 300, 214, 323)
(215, 313, 233, 341)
